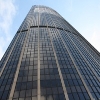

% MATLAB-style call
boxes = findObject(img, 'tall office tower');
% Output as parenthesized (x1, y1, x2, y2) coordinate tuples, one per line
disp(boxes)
(0, 5, 100, 100)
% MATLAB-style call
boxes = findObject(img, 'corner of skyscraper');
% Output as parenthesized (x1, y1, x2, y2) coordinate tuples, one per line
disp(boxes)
(0, 5, 100, 100)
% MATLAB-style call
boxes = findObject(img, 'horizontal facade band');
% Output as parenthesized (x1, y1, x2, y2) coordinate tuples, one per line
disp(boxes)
(17, 25, 100, 58)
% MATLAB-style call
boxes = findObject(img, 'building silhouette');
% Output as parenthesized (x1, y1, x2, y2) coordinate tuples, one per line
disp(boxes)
(0, 5, 100, 100)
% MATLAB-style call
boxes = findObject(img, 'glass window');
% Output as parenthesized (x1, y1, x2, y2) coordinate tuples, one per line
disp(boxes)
(26, 89, 32, 97)
(1, 91, 9, 99)
(13, 91, 19, 98)
(32, 89, 37, 96)
(19, 90, 25, 98)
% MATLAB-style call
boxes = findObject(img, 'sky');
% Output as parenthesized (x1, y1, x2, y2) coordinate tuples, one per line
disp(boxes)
(0, 0, 100, 60)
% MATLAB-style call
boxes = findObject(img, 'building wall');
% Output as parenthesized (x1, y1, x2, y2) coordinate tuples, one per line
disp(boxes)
(0, 5, 100, 100)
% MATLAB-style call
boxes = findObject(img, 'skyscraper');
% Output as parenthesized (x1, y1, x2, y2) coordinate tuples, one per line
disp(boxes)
(0, 5, 100, 100)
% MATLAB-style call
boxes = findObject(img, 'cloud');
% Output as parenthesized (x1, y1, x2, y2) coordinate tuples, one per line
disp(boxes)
(0, 0, 17, 59)
(89, 29, 100, 52)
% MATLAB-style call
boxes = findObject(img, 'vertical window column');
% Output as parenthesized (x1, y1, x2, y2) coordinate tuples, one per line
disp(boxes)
(48, 28, 69, 100)
(38, 6, 40, 100)
(60, 30, 100, 100)
(67, 32, 100, 77)
(0, 32, 20, 76)
(39, 28, 66, 100)
(8, 31, 29, 100)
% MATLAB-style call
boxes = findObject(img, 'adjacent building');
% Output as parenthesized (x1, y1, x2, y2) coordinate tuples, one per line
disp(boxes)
(0, 5, 100, 100)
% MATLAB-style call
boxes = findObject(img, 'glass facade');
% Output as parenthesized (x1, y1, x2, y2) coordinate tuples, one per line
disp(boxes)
(0, 5, 100, 100)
